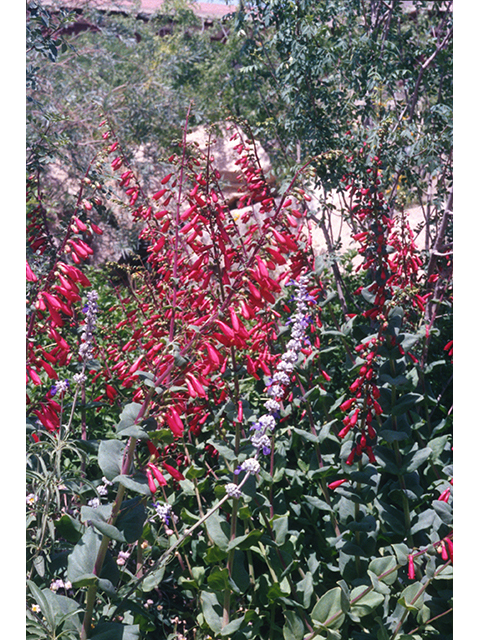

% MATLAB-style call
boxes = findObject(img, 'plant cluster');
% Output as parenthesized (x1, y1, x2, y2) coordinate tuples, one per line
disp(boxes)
(27, 110, 452, 639)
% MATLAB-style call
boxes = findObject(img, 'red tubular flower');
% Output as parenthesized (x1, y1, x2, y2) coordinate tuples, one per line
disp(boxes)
(328, 479, 348, 490)
(438, 487, 451, 502)
(365, 446, 376, 464)
(165, 407, 184, 438)
(146, 469, 157, 494)
(147, 463, 167, 487)
(408, 554, 415, 579)
(147, 441, 160, 458)
(237, 400, 243, 423)
(346, 447, 356, 466)
(445, 537, 453, 563)
(340, 398, 356, 412)
(26, 261, 37, 282)
(162, 462, 185, 482)
(338, 424, 352, 439)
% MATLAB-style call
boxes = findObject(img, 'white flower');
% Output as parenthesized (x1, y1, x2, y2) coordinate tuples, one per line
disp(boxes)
(240, 458, 260, 474)
(267, 383, 284, 398)
(272, 371, 290, 386)
(26, 493, 38, 506)
(50, 579, 62, 592)
(87, 497, 100, 508)
(155, 503, 172, 525)
(251, 432, 271, 453)
(258, 414, 276, 431)
(264, 399, 281, 413)
(225, 483, 243, 499)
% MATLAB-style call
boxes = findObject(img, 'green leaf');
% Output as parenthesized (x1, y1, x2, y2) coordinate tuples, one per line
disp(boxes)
(66, 528, 101, 587)
(392, 543, 410, 566)
(221, 616, 246, 637)
(207, 567, 230, 591)
(398, 582, 424, 611)
(141, 565, 165, 592)
(350, 587, 384, 617)
(113, 473, 152, 496)
(380, 429, 409, 442)
(272, 514, 289, 545)
(367, 571, 390, 595)
(91, 622, 141, 639)
(432, 500, 453, 525)
(116, 402, 143, 435)
(311, 586, 350, 630)
(54, 514, 84, 544)
(230, 550, 251, 594)
(116, 498, 147, 543)
(200, 590, 223, 634)
(27, 581, 82, 633)
(27, 580, 57, 630)
(368, 556, 398, 585)
(398, 332, 421, 351)
(117, 423, 150, 440)
(410, 508, 436, 535)
(81, 504, 126, 543)
(267, 578, 291, 602)
(391, 393, 423, 416)
(292, 427, 320, 443)
(98, 440, 125, 481)
(226, 528, 264, 552)
(283, 610, 305, 640)
(67, 527, 119, 589)
(297, 570, 314, 608)
(402, 447, 432, 473)
(204, 513, 230, 551)
(374, 446, 400, 475)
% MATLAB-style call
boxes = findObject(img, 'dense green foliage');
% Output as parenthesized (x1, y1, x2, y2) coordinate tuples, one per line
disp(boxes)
(26, 2, 452, 639)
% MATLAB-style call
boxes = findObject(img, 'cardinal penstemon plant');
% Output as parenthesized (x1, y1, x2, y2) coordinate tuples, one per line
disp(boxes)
(27, 112, 452, 639)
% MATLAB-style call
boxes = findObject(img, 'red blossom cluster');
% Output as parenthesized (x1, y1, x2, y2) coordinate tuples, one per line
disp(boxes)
(336, 149, 426, 465)
(42, 118, 316, 472)
(26, 174, 103, 435)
